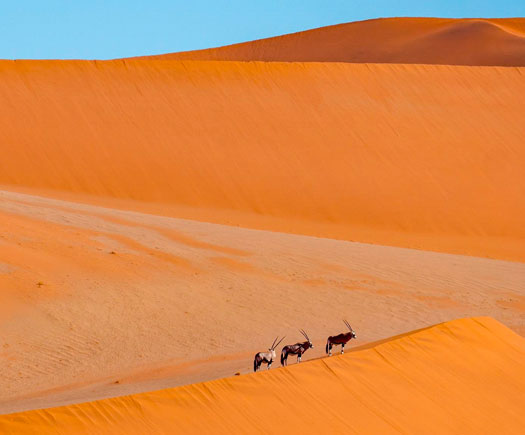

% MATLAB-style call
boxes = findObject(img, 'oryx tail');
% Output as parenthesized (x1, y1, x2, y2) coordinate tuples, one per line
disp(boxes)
(280, 348, 287, 366)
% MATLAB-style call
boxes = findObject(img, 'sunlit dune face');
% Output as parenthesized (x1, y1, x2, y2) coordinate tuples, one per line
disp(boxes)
(0, 16, 524, 433)
(0, 59, 524, 262)
(1, 317, 524, 434)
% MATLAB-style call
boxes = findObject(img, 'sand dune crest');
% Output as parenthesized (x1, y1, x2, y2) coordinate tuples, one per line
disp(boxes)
(1, 317, 524, 434)
(142, 17, 525, 66)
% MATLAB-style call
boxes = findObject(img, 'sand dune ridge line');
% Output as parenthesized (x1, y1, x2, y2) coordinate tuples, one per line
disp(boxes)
(1, 317, 524, 434)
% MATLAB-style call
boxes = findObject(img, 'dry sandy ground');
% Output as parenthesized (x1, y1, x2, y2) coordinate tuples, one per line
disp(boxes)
(1, 317, 524, 434)
(1, 190, 523, 414)
(148, 17, 525, 66)
(1, 60, 524, 262)
(1, 17, 525, 431)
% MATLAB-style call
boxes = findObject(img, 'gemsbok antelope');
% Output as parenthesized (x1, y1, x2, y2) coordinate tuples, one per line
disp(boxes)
(280, 330, 313, 366)
(326, 320, 356, 356)
(253, 336, 285, 372)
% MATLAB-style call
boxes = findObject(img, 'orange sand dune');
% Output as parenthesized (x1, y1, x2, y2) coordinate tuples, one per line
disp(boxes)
(0, 60, 524, 261)
(1, 191, 524, 414)
(143, 17, 525, 66)
(1, 317, 524, 434)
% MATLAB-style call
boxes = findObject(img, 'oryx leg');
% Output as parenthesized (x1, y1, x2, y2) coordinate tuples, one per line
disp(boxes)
(328, 342, 332, 356)
(297, 352, 302, 363)
(342, 343, 345, 354)
(267, 360, 272, 370)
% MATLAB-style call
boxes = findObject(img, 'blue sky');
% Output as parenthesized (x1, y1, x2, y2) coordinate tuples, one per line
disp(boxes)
(1, 1, 523, 59)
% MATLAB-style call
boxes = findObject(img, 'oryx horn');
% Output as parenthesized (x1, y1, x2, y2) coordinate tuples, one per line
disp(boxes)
(272, 336, 285, 350)
(299, 329, 310, 341)
(343, 319, 353, 332)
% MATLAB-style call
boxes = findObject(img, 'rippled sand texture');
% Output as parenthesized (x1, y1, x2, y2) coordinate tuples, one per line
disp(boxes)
(1, 317, 524, 434)
(1, 16, 524, 433)
(1, 191, 523, 414)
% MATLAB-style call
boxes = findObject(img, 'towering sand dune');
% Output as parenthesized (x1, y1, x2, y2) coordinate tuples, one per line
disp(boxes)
(1, 317, 524, 434)
(1, 60, 524, 261)
(2, 17, 525, 435)
(143, 17, 525, 66)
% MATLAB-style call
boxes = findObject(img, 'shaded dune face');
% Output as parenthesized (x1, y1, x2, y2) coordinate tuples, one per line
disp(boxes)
(1, 317, 524, 434)
(141, 17, 525, 66)
(0, 60, 524, 261)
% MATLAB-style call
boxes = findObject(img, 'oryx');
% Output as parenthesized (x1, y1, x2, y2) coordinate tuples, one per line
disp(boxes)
(253, 336, 285, 372)
(326, 320, 356, 356)
(280, 330, 313, 366)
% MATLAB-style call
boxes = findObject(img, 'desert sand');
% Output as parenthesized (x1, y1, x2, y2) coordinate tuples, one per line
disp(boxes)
(1, 16, 524, 433)
(0, 190, 523, 415)
(0, 60, 524, 261)
(1, 317, 524, 434)
(144, 17, 525, 66)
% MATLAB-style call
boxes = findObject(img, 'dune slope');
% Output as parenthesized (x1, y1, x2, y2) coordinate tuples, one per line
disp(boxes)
(2, 190, 523, 414)
(0, 61, 524, 261)
(1, 317, 524, 434)
(143, 17, 525, 66)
